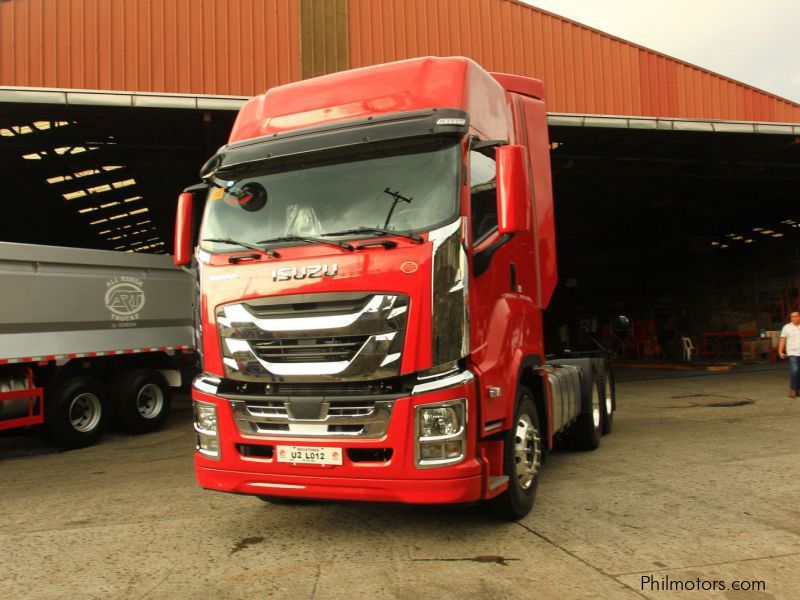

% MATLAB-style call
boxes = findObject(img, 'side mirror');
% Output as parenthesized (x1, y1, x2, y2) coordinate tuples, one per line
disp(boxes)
(174, 192, 194, 266)
(496, 144, 531, 234)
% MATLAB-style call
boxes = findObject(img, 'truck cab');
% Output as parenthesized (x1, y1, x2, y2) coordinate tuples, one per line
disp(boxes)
(177, 57, 612, 519)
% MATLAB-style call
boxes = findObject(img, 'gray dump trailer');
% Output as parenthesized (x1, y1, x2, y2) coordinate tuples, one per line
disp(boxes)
(0, 242, 194, 448)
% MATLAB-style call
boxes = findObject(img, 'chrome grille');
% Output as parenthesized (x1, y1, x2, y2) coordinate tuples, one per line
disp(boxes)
(250, 336, 368, 364)
(245, 401, 288, 418)
(217, 292, 409, 383)
(230, 397, 395, 438)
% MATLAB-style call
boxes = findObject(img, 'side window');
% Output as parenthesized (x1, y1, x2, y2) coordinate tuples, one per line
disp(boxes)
(470, 150, 497, 244)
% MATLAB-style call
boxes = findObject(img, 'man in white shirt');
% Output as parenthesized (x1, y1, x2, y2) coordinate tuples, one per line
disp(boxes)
(778, 311, 800, 397)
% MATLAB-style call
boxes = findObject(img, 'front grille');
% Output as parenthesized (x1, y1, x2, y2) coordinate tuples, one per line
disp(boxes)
(347, 448, 393, 463)
(218, 291, 409, 383)
(230, 397, 395, 438)
(237, 443, 274, 458)
(216, 377, 406, 397)
(251, 336, 368, 364)
(242, 399, 377, 419)
(245, 401, 288, 417)
(245, 293, 372, 319)
(327, 404, 374, 417)
(269, 381, 401, 396)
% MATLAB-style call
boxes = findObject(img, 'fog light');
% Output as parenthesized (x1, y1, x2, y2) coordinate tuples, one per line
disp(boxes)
(197, 431, 220, 457)
(420, 444, 444, 460)
(444, 440, 462, 459)
(420, 405, 462, 437)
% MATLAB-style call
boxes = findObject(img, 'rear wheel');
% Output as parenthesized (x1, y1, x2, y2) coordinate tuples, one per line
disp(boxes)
(44, 376, 108, 449)
(112, 369, 171, 434)
(600, 363, 615, 435)
(572, 366, 601, 450)
(489, 388, 542, 520)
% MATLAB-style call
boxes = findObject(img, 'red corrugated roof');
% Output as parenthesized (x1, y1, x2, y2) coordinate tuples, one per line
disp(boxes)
(2, 0, 797, 123)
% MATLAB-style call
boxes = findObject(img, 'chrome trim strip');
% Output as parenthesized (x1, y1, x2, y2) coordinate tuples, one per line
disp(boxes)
(193, 375, 221, 395)
(412, 369, 474, 395)
(484, 419, 504, 432)
(245, 331, 396, 376)
(250, 482, 306, 490)
(429, 219, 469, 366)
(220, 295, 386, 332)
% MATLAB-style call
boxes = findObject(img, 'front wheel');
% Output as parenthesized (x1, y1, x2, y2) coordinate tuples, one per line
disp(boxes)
(489, 389, 543, 520)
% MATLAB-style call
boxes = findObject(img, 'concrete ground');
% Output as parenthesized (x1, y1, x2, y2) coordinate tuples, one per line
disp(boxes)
(1, 367, 799, 599)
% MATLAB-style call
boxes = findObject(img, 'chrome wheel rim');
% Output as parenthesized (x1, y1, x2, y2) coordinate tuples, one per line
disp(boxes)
(604, 377, 613, 418)
(514, 413, 541, 490)
(592, 381, 601, 429)
(69, 393, 102, 432)
(136, 383, 164, 419)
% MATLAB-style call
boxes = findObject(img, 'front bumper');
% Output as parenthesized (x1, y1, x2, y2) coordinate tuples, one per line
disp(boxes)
(197, 466, 483, 504)
(192, 372, 484, 504)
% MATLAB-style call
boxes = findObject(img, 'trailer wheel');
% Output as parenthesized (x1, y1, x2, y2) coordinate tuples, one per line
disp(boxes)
(600, 362, 615, 435)
(44, 376, 109, 449)
(572, 366, 602, 450)
(112, 369, 171, 434)
(489, 388, 542, 520)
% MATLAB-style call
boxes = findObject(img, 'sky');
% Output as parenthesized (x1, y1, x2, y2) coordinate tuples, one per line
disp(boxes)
(523, 0, 800, 104)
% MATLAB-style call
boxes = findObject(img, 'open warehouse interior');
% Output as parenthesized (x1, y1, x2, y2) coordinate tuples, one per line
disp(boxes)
(0, 95, 236, 253)
(546, 120, 800, 359)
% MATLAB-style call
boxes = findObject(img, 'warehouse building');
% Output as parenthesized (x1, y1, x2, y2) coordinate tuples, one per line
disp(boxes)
(1, 0, 799, 359)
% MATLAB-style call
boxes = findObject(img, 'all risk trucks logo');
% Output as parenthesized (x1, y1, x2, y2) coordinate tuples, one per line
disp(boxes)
(105, 277, 145, 325)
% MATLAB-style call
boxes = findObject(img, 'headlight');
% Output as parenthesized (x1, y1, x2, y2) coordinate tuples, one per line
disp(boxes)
(195, 402, 217, 433)
(420, 406, 462, 437)
(415, 399, 466, 468)
(194, 401, 220, 459)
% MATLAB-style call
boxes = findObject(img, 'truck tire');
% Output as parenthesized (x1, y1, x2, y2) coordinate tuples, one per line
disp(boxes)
(112, 369, 171, 434)
(44, 376, 108, 449)
(600, 362, 615, 435)
(489, 388, 542, 520)
(572, 365, 602, 451)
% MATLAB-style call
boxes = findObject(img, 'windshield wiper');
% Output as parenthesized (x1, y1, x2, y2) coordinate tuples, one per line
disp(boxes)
(256, 235, 354, 252)
(202, 238, 279, 258)
(322, 227, 424, 244)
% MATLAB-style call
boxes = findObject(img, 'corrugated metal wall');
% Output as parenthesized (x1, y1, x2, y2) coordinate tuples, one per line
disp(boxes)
(300, 0, 348, 79)
(348, 0, 800, 123)
(0, 0, 299, 96)
(2, 0, 799, 122)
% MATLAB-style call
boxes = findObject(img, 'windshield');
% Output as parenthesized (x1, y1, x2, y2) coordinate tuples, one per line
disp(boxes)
(199, 140, 460, 252)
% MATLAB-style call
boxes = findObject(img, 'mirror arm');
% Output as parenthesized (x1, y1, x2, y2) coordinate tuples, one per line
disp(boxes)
(469, 137, 507, 152)
(183, 182, 208, 194)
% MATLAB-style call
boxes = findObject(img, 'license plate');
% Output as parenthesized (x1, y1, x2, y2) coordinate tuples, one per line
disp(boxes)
(276, 445, 343, 465)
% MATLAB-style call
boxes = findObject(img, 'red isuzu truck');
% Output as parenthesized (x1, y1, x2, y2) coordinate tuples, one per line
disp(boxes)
(174, 57, 614, 519)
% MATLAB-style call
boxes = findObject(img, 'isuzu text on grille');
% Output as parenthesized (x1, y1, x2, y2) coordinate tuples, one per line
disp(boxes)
(271, 264, 338, 282)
